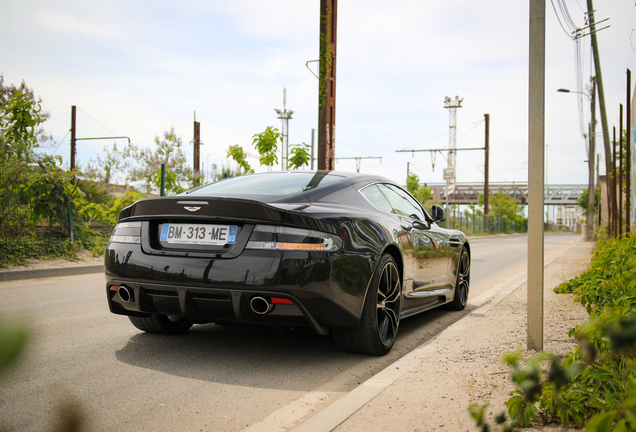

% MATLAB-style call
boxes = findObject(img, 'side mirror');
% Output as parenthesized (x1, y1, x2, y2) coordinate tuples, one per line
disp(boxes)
(413, 220, 428, 230)
(430, 205, 446, 222)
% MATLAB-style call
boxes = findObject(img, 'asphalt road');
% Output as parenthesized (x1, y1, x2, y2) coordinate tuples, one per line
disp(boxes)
(0, 232, 579, 432)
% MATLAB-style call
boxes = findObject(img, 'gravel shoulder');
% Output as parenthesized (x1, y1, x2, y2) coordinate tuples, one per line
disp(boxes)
(329, 239, 594, 432)
(1, 250, 104, 272)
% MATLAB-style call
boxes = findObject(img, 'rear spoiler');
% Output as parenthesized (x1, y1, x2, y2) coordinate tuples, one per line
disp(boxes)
(118, 196, 287, 223)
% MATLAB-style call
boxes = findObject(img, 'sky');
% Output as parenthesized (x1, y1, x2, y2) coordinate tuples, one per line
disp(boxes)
(1, 0, 635, 188)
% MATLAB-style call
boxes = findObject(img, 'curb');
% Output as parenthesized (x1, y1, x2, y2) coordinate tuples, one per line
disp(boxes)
(289, 240, 579, 432)
(0, 265, 104, 282)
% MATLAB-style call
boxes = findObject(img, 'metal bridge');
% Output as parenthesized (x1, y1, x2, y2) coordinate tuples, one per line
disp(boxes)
(427, 183, 587, 206)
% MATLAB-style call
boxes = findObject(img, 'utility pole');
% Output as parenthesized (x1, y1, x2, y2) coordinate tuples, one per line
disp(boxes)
(586, 0, 613, 194)
(484, 113, 490, 217)
(317, 0, 337, 170)
(612, 127, 617, 237)
(627, 69, 632, 233)
(193, 114, 201, 186)
(70, 105, 77, 171)
(528, 0, 546, 351)
(275, 88, 294, 170)
(620, 104, 624, 237)
(69, 105, 129, 172)
(587, 77, 597, 240)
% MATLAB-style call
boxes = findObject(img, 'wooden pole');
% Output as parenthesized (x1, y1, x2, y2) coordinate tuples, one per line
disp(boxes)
(317, 0, 337, 171)
(627, 69, 632, 232)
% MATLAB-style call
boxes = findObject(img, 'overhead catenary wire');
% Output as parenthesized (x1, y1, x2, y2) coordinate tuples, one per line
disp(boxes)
(77, 107, 119, 138)
(336, 139, 373, 158)
(399, 119, 485, 152)
(51, 129, 70, 156)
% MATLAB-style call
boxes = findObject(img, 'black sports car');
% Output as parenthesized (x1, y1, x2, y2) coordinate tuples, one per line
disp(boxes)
(105, 171, 470, 355)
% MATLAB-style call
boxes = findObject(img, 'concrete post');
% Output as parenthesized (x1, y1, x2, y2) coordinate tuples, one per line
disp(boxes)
(528, 0, 545, 351)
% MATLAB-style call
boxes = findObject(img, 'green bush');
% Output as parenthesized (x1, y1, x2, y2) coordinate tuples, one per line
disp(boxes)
(0, 233, 109, 268)
(505, 232, 636, 430)
(0, 237, 79, 267)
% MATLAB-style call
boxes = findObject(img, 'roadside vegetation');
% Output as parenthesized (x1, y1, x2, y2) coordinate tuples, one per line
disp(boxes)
(2, 73, 527, 269)
(0, 76, 314, 268)
(471, 231, 636, 431)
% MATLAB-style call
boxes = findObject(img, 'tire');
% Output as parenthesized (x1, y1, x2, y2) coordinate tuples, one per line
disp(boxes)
(447, 247, 470, 311)
(129, 314, 193, 335)
(332, 254, 402, 356)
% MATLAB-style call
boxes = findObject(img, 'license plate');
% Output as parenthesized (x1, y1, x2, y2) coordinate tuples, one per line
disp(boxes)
(160, 223, 237, 246)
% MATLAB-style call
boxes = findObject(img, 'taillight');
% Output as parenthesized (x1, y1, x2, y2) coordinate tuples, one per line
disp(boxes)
(109, 221, 142, 244)
(245, 225, 342, 252)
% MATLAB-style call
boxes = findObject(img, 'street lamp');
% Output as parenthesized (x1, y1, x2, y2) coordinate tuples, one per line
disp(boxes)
(557, 79, 596, 241)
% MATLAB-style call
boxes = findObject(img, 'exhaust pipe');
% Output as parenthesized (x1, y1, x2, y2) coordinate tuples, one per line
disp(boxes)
(250, 296, 274, 315)
(118, 285, 134, 303)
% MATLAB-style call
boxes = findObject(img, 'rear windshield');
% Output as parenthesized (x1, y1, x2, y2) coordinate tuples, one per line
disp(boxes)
(188, 172, 343, 196)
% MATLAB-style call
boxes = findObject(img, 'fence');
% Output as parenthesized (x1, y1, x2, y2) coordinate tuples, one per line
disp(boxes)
(444, 208, 528, 236)
(0, 165, 74, 240)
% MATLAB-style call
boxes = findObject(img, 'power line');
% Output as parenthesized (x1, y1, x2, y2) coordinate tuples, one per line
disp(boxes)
(558, 0, 579, 31)
(551, 0, 575, 36)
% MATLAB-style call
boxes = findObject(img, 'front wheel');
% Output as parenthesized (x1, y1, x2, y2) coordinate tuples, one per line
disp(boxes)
(129, 314, 193, 335)
(332, 254, 402, 356)
(447, 247, 470, 310)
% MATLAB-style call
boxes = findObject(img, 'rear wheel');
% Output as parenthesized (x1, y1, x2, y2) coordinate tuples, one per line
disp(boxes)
(332, 254, 402, 356)
(447, 248, 470, 310)
(129, 314, 193, 335)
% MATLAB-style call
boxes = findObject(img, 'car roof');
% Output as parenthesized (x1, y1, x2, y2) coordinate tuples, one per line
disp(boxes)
(184, 170, 395, 203)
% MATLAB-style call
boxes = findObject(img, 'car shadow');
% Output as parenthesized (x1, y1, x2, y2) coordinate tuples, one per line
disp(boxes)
(114, 304, 476, 392)
(115, 323, 370, 392)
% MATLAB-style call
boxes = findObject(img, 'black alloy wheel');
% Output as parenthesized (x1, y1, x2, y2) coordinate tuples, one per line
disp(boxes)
(129, 314, 193, 334)
(332, 254, 402, 356)
(448, 248, 470, 310)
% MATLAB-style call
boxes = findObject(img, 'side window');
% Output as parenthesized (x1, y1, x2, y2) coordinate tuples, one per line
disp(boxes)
(377, 184, 426, 220)
(359, 184, 393, 212)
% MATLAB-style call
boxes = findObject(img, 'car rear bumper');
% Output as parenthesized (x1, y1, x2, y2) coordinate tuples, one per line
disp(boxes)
(105, 244, 371, 333)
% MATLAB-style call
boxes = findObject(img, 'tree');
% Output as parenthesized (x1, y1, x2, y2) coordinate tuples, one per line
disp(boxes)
(252, 126, 280, 170)
(406, 173, 433, 205)
(406, 173, 420, 195)
(80, 142, 125, 188)
(227, 126, 286, 174)
(122, 127, 192, 193)
(288, 143, 311, 169)
(577, 188, 599, 217)
(0, 75, 53, 159)
(480, 192, 523, 219)
(0, 76, 56, 233)
(226, 145, 253, 175)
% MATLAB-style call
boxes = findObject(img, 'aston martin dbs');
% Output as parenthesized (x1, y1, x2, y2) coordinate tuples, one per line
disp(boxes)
(105, 171, 470, 355)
